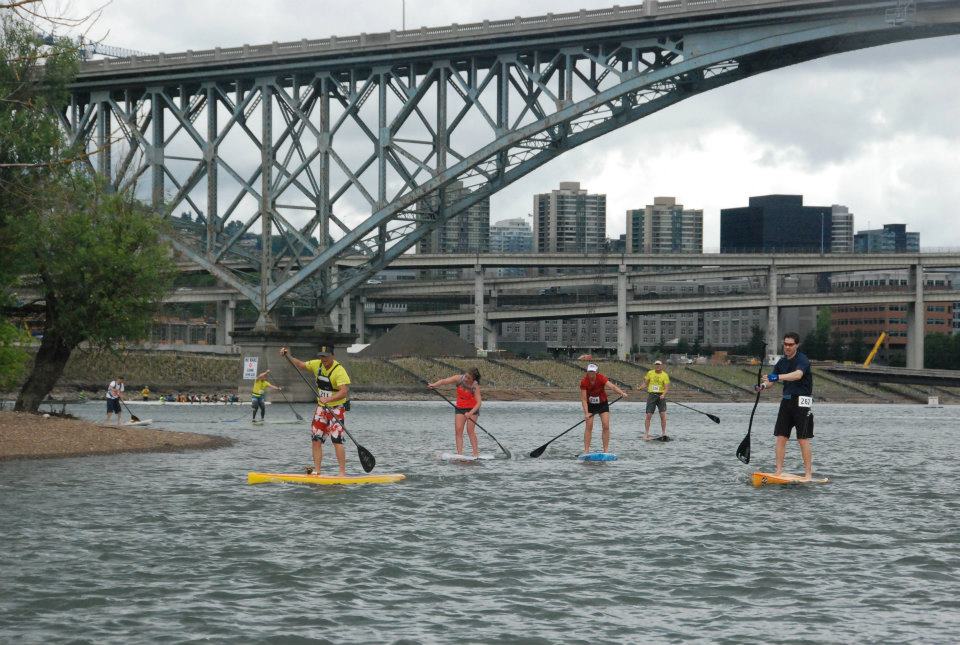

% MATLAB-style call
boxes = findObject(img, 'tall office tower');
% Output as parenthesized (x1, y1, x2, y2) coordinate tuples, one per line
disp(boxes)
(830, 205, 855, 253)
(625, 196, 704, 254)
(720, 195, 833, 253)
(489, 217, 534, 253)
(416, 180, 490, 254)
(532, 181, 606, 253)
(854, 223, 920, 253)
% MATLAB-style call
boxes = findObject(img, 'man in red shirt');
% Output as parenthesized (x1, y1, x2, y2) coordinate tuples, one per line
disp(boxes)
(579, 363, 628, 454)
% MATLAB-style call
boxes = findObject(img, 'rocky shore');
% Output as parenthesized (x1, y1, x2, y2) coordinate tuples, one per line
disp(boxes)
(0, 411, 233, 461)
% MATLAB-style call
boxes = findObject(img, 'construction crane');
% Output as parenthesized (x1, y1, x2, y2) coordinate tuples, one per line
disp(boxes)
(863, 332, 887, 367)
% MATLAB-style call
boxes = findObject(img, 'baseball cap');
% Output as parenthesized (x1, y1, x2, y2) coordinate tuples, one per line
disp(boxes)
(317, 345, 335, 357)
(654, 360, 663, 365)
(586, 363, 598, 372)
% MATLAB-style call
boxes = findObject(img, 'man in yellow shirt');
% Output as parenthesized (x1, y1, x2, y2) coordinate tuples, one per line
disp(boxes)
(280, 345, 351, 476)
(640, 360, 670, 440)
(251, 370, 281, 423)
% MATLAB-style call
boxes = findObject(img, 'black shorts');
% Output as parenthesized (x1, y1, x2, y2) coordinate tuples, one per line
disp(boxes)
(587, 401, 609, 415)
(645, 393, 666, 414)
(774, 398, 814, 439)
(106, 398, 121, 414)
(455, 407, 479, 416)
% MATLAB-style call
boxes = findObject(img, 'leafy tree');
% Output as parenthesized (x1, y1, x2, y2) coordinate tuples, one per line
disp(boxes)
(691, 338, 702, 357)
(829, 335, 845, 363)
(12, 174, 175, 411)
(847, 329, 868, 364)
(676, 338, 690, 355)
(0, 320, 29, 392)
(746, 325, 764, 357)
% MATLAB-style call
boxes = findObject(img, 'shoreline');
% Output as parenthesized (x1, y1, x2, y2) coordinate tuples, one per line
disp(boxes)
(0, 411, 233, 461)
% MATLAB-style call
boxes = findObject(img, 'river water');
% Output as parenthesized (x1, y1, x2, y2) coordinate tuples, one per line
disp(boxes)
(1, 400, 958, 643)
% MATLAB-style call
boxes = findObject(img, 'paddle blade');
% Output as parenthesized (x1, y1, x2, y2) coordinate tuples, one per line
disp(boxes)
(736, 433, 751, 464)
(529, 444, 548, 459)
(357, 445, 376, 473)
(499, 446, 512, 460)
(707, 414, 721, 424)
(130, 414, 140, 422)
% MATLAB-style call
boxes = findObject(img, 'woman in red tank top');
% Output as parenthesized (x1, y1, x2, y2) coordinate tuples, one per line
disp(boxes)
(428, 368, 482, 457)
(579, 362, 628, 454)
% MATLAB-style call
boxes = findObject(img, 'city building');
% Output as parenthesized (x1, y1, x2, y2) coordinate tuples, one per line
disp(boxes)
(625, 196, 703, 254)
(532, 181, 606, 253)
(830, 269, 953, 361)
(854, 223, 920, 253)
(416, 180, 490, 254)
(489, 217, 533, 253)
(830, 205, 855, 253)
(720, 195, 840, 253)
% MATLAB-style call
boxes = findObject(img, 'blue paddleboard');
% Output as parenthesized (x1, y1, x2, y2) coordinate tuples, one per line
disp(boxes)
(578, 452, 617, 462)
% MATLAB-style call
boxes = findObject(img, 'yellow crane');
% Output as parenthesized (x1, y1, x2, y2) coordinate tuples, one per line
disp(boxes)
(863, 332, 887, 367)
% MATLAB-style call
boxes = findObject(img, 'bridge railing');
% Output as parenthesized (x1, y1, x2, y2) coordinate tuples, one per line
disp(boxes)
(76, 0, 839, 76)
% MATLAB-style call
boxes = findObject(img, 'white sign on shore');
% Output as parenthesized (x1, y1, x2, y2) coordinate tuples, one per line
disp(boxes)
(242, 356, 259, 380)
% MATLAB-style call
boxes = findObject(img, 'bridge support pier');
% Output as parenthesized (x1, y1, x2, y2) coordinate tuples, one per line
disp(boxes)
(216, 300, 235, 346)
(766, 264, 779, 357)
(474, 264, 484, 352)
(355, 297, 366, 344)
(617, 264, 628, 360)
(906, 262, 925, 369)
(340, 295, 352, 335)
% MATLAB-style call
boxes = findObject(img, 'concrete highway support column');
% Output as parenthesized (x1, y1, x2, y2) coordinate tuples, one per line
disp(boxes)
(474, 264, 484, 352)
(766, 263, 779, 356)
(216, 300, 236, 346)
(340, 295, 352, 335)
(906, 262, 925, 369)
(355, 297, 366, 344)
(488, 289, 498, 352)
(617, 264, 628, 360)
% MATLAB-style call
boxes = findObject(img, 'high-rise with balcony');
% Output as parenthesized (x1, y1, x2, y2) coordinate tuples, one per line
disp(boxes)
(416, 180, 490, 254)
(625, 196, 703, 254)
(831, 205, 855, 253)
(533, 182, 606, 253)
(489, 217, 533, 253)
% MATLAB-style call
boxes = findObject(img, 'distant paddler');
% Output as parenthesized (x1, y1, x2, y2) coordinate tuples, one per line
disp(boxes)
(280, 345, 351, 477)
(755, 332, 815, 481)
(640, 360, 670, 441)
(580, 363, 628, 454)
(251, 370, 281, 423)
(428, 368, 482, 458)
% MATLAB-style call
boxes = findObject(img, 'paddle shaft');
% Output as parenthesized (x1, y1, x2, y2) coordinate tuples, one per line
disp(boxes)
(282, 353, 375, 472)
(669, 400, 720, 424)
(737, 346, 767, 464)
(429, 386, 511, 459)
(277, 387, 304, 421)
(529, 396, 622, 458)
(118, 397, 140, 422)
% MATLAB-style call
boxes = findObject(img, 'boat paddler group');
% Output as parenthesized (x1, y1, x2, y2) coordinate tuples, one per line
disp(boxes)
(272, 332, 815, 479)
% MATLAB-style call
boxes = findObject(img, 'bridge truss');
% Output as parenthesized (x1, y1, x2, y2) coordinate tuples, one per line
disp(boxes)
(62, 0, 960, 330)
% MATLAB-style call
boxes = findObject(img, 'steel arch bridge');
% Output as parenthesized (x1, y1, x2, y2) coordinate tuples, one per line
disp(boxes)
(64, 0, 960, 330)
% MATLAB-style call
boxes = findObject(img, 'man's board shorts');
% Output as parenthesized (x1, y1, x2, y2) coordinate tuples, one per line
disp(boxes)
(251, 394, 265, 410)
(645, 392, 666, 414)
(106, 398, 121, 414)
(774, 397, 814, 439)
(587, 401, 610, 415)
(454, 407, 479, 416)
(312, 405, 346, 444)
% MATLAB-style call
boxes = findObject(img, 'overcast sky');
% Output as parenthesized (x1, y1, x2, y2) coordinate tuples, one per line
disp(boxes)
(67, 0, 960, 249)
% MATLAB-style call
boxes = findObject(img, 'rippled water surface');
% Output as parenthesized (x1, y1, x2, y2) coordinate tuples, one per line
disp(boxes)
(2, 400, 959, 643)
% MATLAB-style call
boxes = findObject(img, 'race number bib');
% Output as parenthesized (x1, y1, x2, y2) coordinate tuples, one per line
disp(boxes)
(318, 389, 333, 399)
(798, 396, 813, 408)
(651, 384, 661, 393)
(588, 396, 601, 404)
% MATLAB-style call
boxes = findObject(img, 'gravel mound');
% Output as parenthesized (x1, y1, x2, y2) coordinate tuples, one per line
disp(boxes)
(359, 324, 476, 358)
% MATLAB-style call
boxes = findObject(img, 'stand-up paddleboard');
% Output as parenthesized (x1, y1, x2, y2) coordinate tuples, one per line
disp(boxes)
(751, 472, 829, 487)
(124, 419, 154, 426)
(435, 451, 495, 462)
(643, 435, 672, 442)
(578, 452, 617, 462)
(247, 471, 406, 486)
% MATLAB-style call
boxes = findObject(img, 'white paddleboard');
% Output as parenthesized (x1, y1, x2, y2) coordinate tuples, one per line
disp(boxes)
(124, 419, 153, 427)
(435, 451, 495, 462)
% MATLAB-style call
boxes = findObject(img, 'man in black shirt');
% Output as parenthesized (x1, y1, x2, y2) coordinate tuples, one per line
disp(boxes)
(757, 332, 814, 481)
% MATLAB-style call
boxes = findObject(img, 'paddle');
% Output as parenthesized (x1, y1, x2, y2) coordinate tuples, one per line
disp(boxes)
(736, 345, 767, 464)
(529, 396, 623, 458)
(428, 386, 512, 459)
(669, 400, 720, 424)
(119, 398, 140, 423)
(277, 387, 304, 421)
(283, 353, 376, 473)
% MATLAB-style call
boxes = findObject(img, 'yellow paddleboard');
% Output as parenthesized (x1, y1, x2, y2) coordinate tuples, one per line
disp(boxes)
(247, 472, 406, 486)
(752, 472, 829, 487)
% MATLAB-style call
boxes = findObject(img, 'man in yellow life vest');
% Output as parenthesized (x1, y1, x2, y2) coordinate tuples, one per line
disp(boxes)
(640, 360, 670, 440)
(280, 345, 351, 477)
(251, 370, 281, 423)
